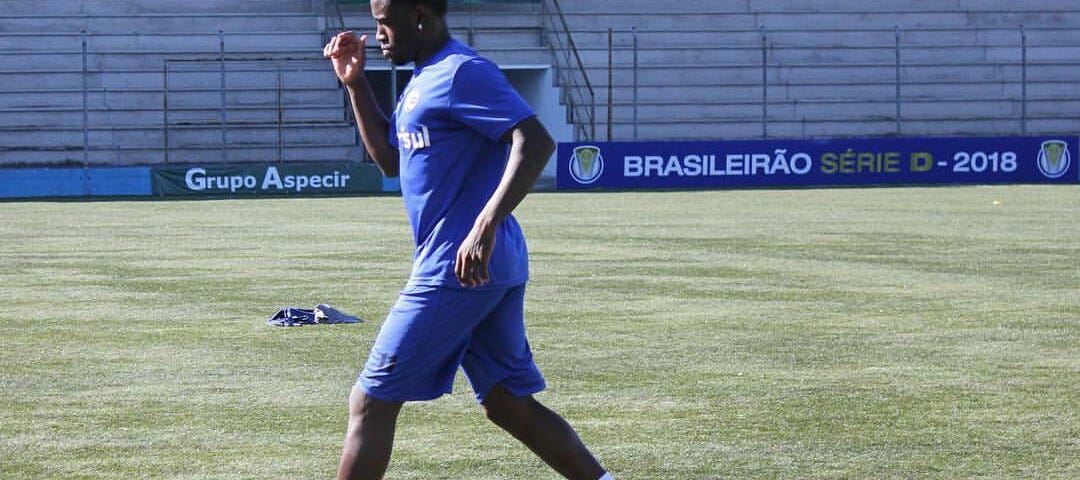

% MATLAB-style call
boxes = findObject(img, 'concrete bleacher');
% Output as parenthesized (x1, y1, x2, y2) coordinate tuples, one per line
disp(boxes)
(0, 0, 355, 166)
(555, 0, 1080, 140)
(0, 0, 555, 167)
(333, 1, 549, 67)
(2, 0, 1078, 169)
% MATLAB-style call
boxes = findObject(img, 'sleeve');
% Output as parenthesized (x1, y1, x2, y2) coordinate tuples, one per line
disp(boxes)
(449, 58, 536, 142)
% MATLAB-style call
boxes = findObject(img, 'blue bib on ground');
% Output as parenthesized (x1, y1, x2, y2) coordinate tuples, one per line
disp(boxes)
(390, 38, 535, 288)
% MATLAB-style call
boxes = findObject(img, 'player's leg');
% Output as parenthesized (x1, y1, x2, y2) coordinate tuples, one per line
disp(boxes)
(337, 386, 403, 480)
(342, 285, 509, 478)
(461, 284, 608, 480)
(482, 385, 606, 480)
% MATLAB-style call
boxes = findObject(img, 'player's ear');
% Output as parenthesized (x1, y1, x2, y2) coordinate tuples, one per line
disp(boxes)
(415, 3, 434, 32)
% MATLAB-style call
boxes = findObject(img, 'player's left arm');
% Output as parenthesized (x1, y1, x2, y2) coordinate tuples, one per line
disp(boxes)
(455, 116, 555, 287)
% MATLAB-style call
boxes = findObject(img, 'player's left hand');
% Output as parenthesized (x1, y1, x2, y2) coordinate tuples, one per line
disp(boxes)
(456, 221, 496, 288)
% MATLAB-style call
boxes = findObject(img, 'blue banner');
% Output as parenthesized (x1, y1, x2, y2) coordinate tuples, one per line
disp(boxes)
(0, 163, 397, 200)
(557, 136, 1078, 190)
(0, 167, 151, 198)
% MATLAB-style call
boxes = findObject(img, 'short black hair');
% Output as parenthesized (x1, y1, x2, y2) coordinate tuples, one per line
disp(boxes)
(392, 0, 447, 17)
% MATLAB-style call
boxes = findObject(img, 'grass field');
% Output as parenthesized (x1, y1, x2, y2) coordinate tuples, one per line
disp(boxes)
(1, 185, 1077, 479)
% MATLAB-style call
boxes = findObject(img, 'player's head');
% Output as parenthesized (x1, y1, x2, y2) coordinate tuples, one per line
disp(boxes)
(392, 0, 447, 17)
(371, 0, 448, 66)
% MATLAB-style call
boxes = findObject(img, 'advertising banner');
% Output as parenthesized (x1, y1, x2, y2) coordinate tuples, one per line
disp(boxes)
(557, 136, 1078, 190)
(152, 162, 384, 196)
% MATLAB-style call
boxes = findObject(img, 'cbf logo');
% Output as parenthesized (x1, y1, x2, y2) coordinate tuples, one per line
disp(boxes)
(1037, 140, 1070, 179)
(569, 145, 604, 184)
(404, 89, 421, 113)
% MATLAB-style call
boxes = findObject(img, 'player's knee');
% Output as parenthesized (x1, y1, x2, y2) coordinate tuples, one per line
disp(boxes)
(482, 387, 533, 430)
(482, 402, 517, 430)
(348, 388, 402, 425)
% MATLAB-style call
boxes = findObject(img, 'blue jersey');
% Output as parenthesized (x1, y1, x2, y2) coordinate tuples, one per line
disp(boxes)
(390, 39, 535, 288)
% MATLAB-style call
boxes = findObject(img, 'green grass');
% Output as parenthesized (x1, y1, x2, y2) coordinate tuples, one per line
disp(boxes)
(1, 185, 1077, 479)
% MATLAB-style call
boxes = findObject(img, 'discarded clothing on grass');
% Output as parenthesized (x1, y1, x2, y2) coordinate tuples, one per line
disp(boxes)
(266, 304, 363, 327)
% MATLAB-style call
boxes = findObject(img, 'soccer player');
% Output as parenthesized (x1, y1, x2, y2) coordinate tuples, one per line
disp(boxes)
(323, 1, 613, 479)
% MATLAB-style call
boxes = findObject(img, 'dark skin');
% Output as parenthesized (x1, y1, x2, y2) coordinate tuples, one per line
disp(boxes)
(323, 2, 607, 479)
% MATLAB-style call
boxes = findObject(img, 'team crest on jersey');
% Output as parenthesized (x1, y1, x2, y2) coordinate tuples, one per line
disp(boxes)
(1037, 139, 1070, 179)
(569, 145, 604, 184)
(404, 89, 421, 113)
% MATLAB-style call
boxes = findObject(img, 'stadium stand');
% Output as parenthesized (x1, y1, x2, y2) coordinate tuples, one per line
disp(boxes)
(0, 0, 350, 166)
(1, 0, 1078, 167)
(554, 0, 1080, 140)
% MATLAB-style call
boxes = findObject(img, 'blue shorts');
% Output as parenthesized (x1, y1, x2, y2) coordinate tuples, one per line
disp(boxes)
(356, 283, 546, 403)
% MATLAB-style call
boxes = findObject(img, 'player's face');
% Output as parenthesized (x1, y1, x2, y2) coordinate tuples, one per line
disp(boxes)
(371, 0, 421, 66)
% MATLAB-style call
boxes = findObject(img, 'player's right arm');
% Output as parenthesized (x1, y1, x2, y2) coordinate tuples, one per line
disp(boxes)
(324, 31, 399, 177)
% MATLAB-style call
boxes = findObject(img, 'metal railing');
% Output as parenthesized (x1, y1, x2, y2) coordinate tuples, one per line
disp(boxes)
(539, 0, 596, 141)
(4, 20, 1078, 167)
(579, 24, 1080, 140)
(163, 54, 335, 164)
(0, 30, 346, 167)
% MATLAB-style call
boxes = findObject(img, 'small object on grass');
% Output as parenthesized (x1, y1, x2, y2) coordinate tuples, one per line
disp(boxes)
(315, 304, 363, 324)
(266, 304, 363, 327)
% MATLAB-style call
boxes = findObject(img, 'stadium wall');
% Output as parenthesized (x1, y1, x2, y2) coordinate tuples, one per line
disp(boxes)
(4, 134, 1072, 199)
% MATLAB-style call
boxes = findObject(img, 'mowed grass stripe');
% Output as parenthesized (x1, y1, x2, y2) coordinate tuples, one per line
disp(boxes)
(1, 185, 1077, 479)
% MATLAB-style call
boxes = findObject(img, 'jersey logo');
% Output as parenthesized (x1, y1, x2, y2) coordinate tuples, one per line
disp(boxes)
(404, 89, 421, 113)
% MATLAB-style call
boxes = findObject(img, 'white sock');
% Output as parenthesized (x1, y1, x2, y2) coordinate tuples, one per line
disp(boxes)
(598, 473, 614, 480)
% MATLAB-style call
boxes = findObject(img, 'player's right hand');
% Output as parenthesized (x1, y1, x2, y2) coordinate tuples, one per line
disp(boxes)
(323, 31, 367, 88)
